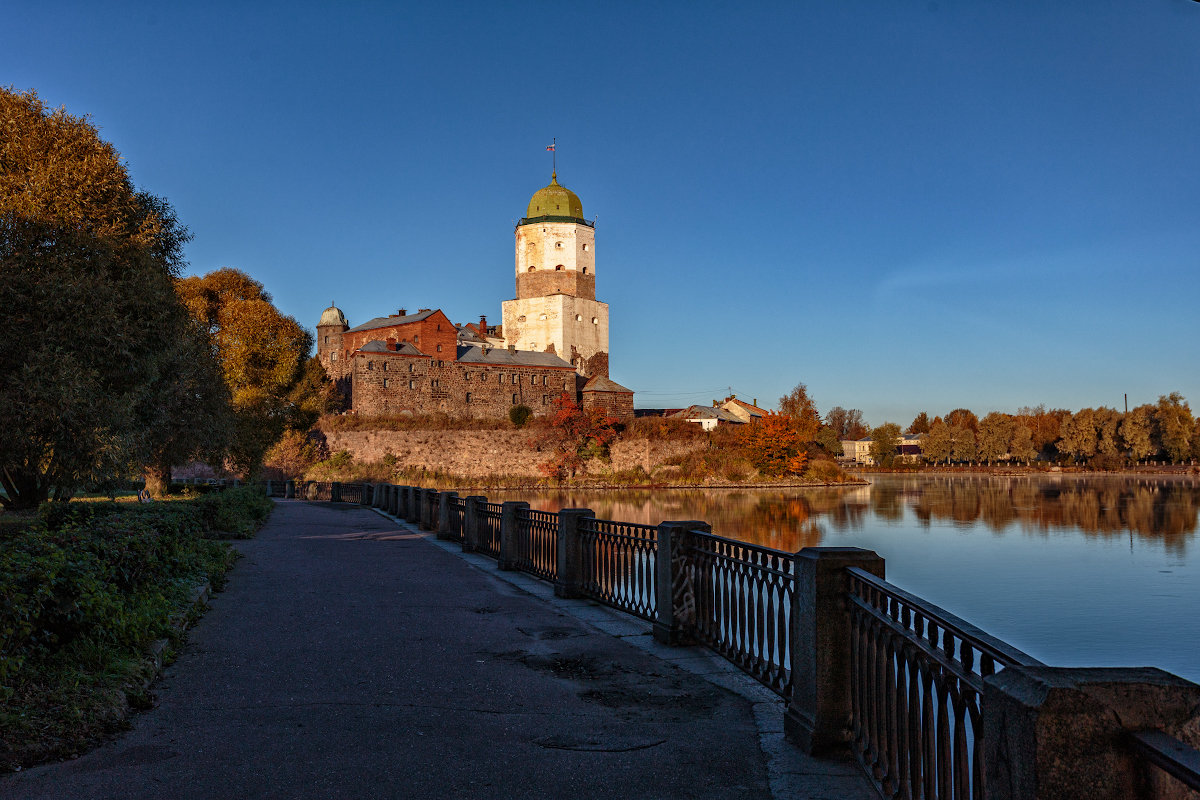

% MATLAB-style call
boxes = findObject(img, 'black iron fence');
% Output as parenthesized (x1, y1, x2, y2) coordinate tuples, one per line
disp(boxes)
(514, 508, 558, 581)
(578, 518, 657, 621)
(286, 481, 1200, 800)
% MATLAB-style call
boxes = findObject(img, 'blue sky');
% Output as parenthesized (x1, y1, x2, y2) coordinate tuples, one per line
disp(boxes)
(7, 1, 1199, 426)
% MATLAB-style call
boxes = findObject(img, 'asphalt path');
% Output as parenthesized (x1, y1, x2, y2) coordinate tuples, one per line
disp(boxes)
(2, 500, 872, 800)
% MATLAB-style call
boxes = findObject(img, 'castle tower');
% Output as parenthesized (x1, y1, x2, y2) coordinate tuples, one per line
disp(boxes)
(501, 174, 610, 378)
(316, 303, 349, 381)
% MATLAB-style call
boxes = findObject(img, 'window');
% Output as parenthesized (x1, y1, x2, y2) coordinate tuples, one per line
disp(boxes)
(575, 314, 582, 321)
(530, 342, 537, 350)
(323, 335, 329, 343)
(436, 344, 442, 353)
(539, 313, 548, 321)
(591, 317, 598, 324)
(409, 363, 415, 372)
(408, 380, 415, 389)
(331, 353, 338, 362)
(582, 243, 589, 251)
(383, 379, 390, 388)
(542, 375, 547, 385)
(531, 375, 536, 385)
(528, 265, 536, 272)
(438, 360, 444, 368)
(437, 323, 441, 331)
(382, 362, 389, 371)
(464, 372, 470, 381)
(466, 392, 472, 403)
(499, 374, 504, 384)
(543, 395, 549, 405)
(512, 393, 518, 404)
(555, 264, 564, 271)
(432, 379, 439, 389)
(582, 266, 588, 274)
(512, 375, 518, 384)
(367, 361, 374, 371)
(555, 241, 562, 249)
(413, 334, 419, 343)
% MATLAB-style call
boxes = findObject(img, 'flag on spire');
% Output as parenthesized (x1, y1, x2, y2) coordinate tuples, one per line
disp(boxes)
(545, 143, 556, 151)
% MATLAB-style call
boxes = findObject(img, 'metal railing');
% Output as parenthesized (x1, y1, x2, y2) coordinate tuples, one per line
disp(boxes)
(688, 531, 794, 699)
(444, 496, 466, 542)
(1129, 730, 1200, 793)
(478, 502, 503, 559)
(846, 566, 1044, 800)
(307, 482, 333, 502)
(578, 518, 657, 621)
(340, 483, 365, 504)
(514, 508, 558, 582)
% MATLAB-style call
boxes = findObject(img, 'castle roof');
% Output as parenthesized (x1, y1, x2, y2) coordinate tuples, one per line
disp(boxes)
(357, 340, 425, 356)
(523, 174, 586, 224)
(582, 376, 633, 394)
(318, 304, 347, 327)
(456, 345, 573, 369)
(345, 309, 439, 333)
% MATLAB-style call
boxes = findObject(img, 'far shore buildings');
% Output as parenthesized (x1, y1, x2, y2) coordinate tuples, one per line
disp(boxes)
(316, 173, 633, 420)
(841, 433, 924, 465)
(669, 396, 768, 430)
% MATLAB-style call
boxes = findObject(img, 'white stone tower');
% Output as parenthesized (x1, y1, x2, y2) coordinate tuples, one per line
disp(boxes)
(501, 173, 610, 378)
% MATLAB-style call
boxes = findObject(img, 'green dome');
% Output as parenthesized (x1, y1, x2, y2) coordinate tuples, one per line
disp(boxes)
(526, 174, 584, 220)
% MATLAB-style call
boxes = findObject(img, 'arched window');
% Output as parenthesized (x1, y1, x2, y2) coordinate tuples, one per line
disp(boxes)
(527, 265, 536, 272)
(582, 266, 588, 274)
(555, 264, 564, 271)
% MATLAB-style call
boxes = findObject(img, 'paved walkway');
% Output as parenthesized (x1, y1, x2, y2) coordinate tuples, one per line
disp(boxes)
(1, 501, 873, 800)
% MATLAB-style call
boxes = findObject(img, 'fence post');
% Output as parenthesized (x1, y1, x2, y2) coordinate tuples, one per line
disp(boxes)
(785, 546, 885, 754)
(420, 489, 437, 531)
(331, 482, 342, 503)
(981, 666, 1200, 800)
(266, 479, 273, 496)
(361, 483, 372, 506)
(437, 492, 458, 540)
(405, 487, 420, 524)
(498, 501, 529, 571)
(388, 484, 398, 517)
(463, 496, 486, 552)
(653, 521, 709, 646)
(554, 509, 595, 599)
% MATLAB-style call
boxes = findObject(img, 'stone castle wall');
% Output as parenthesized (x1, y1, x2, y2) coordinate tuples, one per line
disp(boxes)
(352, 352, 578, 419)
(320, 428, 703, 478)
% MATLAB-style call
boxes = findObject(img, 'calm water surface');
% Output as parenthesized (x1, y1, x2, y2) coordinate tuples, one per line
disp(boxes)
(491, 475, 1200, 682)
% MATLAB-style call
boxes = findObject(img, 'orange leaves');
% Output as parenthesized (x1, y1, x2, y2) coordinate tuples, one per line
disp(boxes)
(537, 392, 619, 480)
(737, 412, 810, 477)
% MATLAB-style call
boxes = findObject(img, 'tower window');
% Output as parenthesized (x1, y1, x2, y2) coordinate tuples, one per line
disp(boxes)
(582, 266, 588, 274)
(513, 393, 518, 404)
(383, 379, 390, 388)
(466, 392, 472, 403)
(528, 265, 536, 272)
(555, 241, 562, 249)
(531, 375, 537, 385)
(323, 335, 329, 343)
(539, 313, 548, 321)
(408, 380, 415, 389)
(530, 342, 537, 350)
(367, 361, 374, 371)
(555, 265, 563, 271)
(331, 353, 338, 362)
(575, 314, 582, 321)
(383, 362, 389, 371)
(582, 243, 589, 251)
(591, 317, 598, 324)
(512, 375, 519, 384)
(409, 363, 415, 372)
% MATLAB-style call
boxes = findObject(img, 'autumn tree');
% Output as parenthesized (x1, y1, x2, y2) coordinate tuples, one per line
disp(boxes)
(1093, 407, 1123, 458)
(826, 406, 867, 441)
(945, 408, 979, 432)
(815, 425, 843, 457)
(176, 268, 312, 474)
(1121, 405, 1155, 462)
(536, 393, 619, 480)
(869, 423, 901, 466)
(0, 89, 210, 507)
(977, 412, 1014, 464)
(907, 412, 931, 435)
(923, 419, 953, 464)
(738, 413, 809, 476)
(1009, 421, 1036, 463)
(778, 382, 822, 442)
(1058, 408, 1098, 463)
(1154, 392, 1193, 462)
(950, 425, 977, 462)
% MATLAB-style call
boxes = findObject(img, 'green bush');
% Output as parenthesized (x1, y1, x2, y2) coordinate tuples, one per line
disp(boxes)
(0, 489, 272, 769)
(509, 405, 533, 428)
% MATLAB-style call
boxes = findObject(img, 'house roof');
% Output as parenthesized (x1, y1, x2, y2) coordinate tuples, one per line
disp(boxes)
(345, 309, 439, 334)
(455, 345, 574, 369)
(726, 397, 767, 414)
(582, 376, 633, 394)
(671, 405, 742, 423)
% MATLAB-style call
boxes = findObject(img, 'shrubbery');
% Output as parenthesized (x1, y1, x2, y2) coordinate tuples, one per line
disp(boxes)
(0, 487, 270, 769)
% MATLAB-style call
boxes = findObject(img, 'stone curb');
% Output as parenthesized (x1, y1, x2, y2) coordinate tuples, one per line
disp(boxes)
(143, 582, 211, 690)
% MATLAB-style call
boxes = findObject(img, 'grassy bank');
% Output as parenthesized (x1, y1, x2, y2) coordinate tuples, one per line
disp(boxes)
(0, 487, 273, 771)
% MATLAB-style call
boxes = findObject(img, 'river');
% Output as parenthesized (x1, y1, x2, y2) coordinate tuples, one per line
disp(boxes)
(489, 474, 1200, 682)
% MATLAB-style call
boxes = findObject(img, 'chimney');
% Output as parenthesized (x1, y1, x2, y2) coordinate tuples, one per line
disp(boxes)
(398, 308, 407, 316)
(479, 314, 487, 333)
(418, 308, 430, 313)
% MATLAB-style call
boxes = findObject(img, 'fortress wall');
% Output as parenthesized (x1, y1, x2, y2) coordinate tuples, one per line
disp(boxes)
(319, 428, 704, 478)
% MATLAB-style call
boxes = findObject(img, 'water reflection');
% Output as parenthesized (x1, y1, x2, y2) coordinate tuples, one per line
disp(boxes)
(492, 475, 1199, 556)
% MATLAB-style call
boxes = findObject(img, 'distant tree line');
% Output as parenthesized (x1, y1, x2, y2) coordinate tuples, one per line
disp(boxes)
(862, 395, 1197, 467)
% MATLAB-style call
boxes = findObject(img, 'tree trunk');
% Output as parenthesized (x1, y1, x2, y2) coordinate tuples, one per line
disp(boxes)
(0, 468, 49, 510)
(144, 462, 173, 498)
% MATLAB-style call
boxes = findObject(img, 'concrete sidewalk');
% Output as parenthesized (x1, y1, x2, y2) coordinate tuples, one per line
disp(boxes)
(1, 501, 873, 800)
